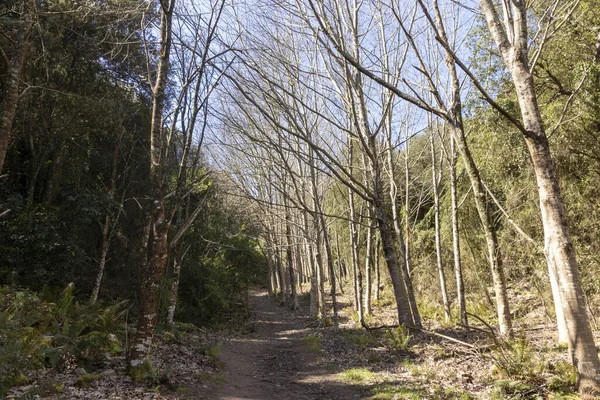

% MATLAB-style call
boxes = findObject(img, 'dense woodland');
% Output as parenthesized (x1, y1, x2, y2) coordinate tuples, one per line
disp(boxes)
(2, 0, 600, 398)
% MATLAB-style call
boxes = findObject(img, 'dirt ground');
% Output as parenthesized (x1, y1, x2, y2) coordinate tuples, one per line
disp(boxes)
(8, 285, 581, 399)
(206, 289, 366, 400)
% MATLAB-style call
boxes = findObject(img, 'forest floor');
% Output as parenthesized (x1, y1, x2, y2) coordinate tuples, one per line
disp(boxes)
(197, 289, 366, 400)
(7, 285, 582, 399)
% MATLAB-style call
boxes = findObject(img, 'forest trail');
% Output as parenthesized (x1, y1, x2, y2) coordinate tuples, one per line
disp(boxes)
(209, 290, 365, 400)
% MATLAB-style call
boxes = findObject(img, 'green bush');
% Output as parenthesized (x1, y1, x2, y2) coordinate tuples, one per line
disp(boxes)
(384, 325, 411, 352)
(0, 285, 128, 396)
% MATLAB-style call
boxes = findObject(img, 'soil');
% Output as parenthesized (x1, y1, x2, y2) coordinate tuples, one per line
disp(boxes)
(203, 289, 366, 400)
(7, 284, 580, 399)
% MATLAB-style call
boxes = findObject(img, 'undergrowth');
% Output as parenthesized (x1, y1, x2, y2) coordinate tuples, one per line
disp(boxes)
(0, 284, 129, 396)
(488, 333, 578, 399)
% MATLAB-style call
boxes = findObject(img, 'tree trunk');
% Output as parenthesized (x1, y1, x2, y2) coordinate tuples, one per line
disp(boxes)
(364, 206, 373, 316)
(0, 4, 32, 173)
(334, 230, 345, 294)
(321, 220, 338, 327)
(375, 235, 381, 302)
(477, 1, 600, 390)
(303, 210, 319, 318)
(43, 143, 67, 205)
(515, 61, 600, 393)
(348, 144, 362, 320)
(90, 215, 111, 304)
(453, 124, 512, 336)
(129, 1, 174, 369)
(266, 235, 275, 296)
(166, 255, 182, 327)
(275, 234, 287, 304)
(404, 132, 411, 277)
(360, 151, 373, 316)
(285, 202, 299, 310)
(430, 131, 450, 322)
(386, 124, 421, 325)
(449, 136, 467, 326)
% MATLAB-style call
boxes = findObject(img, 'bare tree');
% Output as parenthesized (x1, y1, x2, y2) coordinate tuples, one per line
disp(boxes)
(476, 0, 600, 392)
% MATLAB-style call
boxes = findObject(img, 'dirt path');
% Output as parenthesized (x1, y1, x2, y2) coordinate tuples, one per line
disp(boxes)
(211, 290, 365, 400)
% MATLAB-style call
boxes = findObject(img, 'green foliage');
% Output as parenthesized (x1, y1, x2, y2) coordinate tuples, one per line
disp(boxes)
(173, 191, 265, 326)
(301, 335, 321, 353)
(370, 385, 423, 400)
(340, 368, 376, 383)
(490, 335, 539, 380)
(384, 325, 411, 352)
(23, 379, 65, 397)
(197, 341, 224, 369)
(341, 329, 377, 348)
(369, 382, 475, 400)
(489, 337, 579, 398)
(75, 374, 102, 388)
(129, 359, 156, 384)
(490, 380, 538, 400)
(0, 285, 128, 396)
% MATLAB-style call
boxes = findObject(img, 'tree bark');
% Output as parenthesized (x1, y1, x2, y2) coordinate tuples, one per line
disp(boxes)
(129, 0, 174, 369)
(386, 122, 421, 326)
(478, 0, 600, 391)
(348, 170, 362, 321)
(430, 130, 450, 322)
(285, 197, 299, 310)
(449, 136, 467, 326)
(90, 215, 111, 304)
(166, 255, 182, 327)
(0, 2, 32, 173)
(429, 0, 512, 336)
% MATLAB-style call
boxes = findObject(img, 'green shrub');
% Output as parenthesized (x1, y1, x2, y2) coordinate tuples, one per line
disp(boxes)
(490, 379, 537, 399)
(301, 335, 321, 353)
(384, 325, 411, 351)
(490, 335, 539, 380)
(0, 285, 128, 396)
(341, 329, 377, 348)
(340, 368, 376, 383)
(76, 374, 103, 388)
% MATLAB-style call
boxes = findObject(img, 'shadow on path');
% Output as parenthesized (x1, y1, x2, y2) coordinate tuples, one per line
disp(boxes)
(213, 290, 367, 400)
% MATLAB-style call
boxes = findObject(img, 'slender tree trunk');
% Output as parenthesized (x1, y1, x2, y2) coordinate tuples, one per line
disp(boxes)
(508, 52, 600, 392)
(334, 230, 345, 294)
(275, 233, 287, 304)
(404, 132, 412, 277)
(313, 211, 326, 318)
(364, 205, 373, 316)
(427, 0, 511, 337)
(90, 215, 111, 304)
(360, 151, 373, 316)
(130, 2, 174, 369)
(430, 130, 450, 322)
(90, 130, 123, 305)
(285, 199, 299, 310)
(43, 143, 67, 205)
(453, 125, 512, 336)
(449, 136, 467, 326)
(364, 127, 416, 326)
(386, 123, 421, 325)
(374, 235, 381, 302)
(303, 210, 319, 318)
(321, 222, 338, 327)
(348, 141, 362, 320)
(0, 4, 32, 173)
(26, 142, 49, 206)
(166, 254, 182, 327)
(266, 234, 275, 296)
